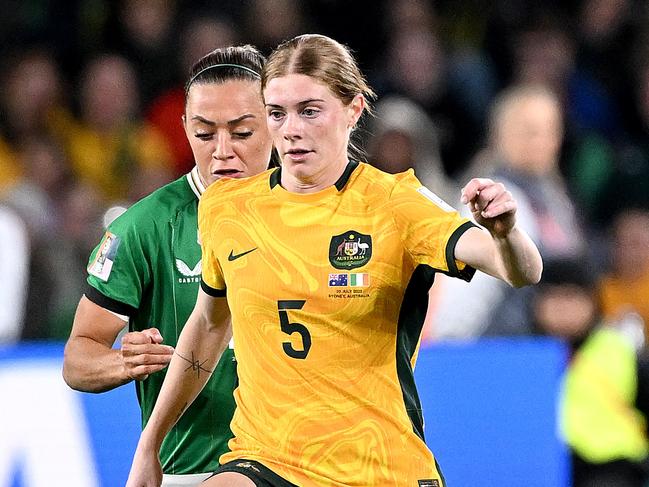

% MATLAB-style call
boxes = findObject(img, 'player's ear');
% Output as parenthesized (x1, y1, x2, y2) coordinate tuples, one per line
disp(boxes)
(347, 94, 365, 130)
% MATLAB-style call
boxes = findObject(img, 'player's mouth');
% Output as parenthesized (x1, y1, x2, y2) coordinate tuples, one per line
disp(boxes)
(213, 168, 244, 178)
(284, 148, 313, 162)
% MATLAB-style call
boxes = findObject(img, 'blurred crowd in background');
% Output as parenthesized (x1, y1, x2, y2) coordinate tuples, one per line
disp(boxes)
(0, 0, 648, 345)
(3, 0, 649, 484)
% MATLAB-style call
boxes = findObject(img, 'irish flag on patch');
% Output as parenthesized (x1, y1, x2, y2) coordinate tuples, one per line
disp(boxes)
(349, 273, 369, 287)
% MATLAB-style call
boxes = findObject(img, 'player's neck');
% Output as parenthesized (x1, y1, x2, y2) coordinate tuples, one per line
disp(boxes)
(281, 158, 347, 194)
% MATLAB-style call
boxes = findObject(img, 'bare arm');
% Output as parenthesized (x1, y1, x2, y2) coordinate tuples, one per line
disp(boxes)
(455, 178, 543, 287)
(126, 288, 231, 487)
(62, 296, 174, 392)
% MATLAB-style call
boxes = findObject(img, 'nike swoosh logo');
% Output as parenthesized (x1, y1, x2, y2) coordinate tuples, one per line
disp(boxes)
(228, 247, 258, 261)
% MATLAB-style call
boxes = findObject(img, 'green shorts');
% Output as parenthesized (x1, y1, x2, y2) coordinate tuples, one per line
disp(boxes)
(212, 459, 297, 487)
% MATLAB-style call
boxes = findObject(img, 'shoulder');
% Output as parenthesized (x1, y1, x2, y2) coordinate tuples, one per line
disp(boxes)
(348, 163, 416, 198)
(354, 163, 426, 201)
(110, 176, 194, 234)
(201, 169, 273, 210)
(361, 164, 464, 219)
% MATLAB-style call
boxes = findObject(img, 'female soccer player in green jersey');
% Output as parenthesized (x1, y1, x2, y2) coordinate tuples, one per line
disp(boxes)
(63, 45, 273, 487)
(127, 35, 542, 487)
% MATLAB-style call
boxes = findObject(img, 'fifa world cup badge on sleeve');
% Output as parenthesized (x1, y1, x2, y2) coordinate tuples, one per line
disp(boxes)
(417, 186, 454, 212)
(88, 231, 121, 281)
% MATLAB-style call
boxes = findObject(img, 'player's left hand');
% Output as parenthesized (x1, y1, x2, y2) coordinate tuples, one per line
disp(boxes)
(461, 178, 517, 239)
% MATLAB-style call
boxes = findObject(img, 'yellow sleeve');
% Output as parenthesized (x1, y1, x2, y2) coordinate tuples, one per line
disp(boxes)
(390, 170, 476, 280)
(198, 193, 226, 296)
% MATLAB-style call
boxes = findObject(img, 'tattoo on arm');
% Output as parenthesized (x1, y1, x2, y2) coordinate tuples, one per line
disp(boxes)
(176, 351, 214, 379)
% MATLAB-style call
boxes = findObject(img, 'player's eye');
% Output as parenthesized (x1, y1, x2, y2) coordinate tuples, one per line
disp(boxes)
(233, 131, 253, 139)
(302, 107, 320, 118)
(195, 133, 213, 140)
(268, 110, 285, 121)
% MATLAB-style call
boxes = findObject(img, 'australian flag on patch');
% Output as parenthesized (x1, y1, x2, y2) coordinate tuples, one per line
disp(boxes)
(328, 273, 348, 286)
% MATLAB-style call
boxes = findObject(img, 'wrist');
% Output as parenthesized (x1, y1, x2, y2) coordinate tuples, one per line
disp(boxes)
(117, 349, 136, 383)
(490, 223, 518, 242)
(139, 427, 164, 452)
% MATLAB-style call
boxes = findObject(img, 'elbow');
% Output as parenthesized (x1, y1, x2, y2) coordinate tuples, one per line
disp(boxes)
(509, 278, 529, 289)
(62, 334, 126, 393)
(530, 263, 543, 286)
(61, 354, 84, 392)
(509, 260, 543, 288)
(62, 344, 74, 388)
(61, 344, 95, 392)
(528, 254, 544, 286)
(62, 365, 106, 393)
(510, 276, 538, 289)
(61, 362, 81, 391)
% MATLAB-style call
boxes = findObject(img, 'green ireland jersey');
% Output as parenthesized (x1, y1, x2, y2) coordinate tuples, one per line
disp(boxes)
(85, 167, 236, 475)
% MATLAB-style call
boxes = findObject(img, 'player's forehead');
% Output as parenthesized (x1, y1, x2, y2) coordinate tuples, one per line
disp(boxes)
(264, 73, 340, 108)
(186, 80, 264, 124)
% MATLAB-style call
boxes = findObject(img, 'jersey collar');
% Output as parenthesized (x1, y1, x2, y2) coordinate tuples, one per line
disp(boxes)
(269, 160, 360, 191)
(187, 166, 206, 199)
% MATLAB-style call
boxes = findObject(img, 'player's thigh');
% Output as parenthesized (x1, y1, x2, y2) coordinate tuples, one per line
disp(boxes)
(203, 472, 256, 487)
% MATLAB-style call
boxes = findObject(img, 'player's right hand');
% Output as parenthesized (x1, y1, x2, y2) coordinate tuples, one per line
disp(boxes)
(120, 328, 174, 381)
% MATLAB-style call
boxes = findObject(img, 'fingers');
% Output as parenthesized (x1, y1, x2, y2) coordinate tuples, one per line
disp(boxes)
(141, 327, 164, 344)
(126, 363, 168, 382)
(121, 330, 174, 381)
(121, 344, 174, 364)
(121, 347, 173, 381)
(122, 329, 157, 345)
(472, 183, 509, 217)
(460, 178, 495, 204)
(477, 197, 516, 219)
(462, 179, 516, 218)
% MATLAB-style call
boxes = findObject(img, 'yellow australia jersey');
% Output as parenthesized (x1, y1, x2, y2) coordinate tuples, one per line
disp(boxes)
(199, 161, 475, 487)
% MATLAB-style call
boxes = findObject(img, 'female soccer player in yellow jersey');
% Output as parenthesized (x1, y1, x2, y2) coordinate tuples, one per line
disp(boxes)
(127, 34, 543, 487)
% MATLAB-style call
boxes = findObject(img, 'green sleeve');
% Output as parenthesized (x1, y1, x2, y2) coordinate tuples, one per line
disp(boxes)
(86, 210, 153, 313)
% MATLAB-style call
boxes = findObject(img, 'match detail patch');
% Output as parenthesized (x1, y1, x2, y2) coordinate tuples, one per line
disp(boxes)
(328, 273, 370, 287)
(88, 231, 121, 282)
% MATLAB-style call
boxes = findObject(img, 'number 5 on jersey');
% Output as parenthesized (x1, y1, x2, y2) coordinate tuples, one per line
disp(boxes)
(278, 300, 311, 359)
